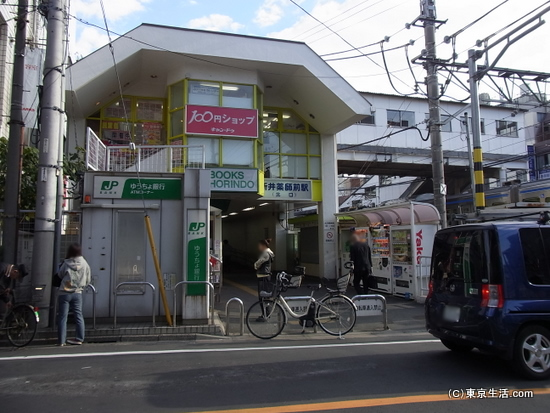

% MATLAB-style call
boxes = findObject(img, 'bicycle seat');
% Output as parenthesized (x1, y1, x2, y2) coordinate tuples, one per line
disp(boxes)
(307, 284, 322, 291)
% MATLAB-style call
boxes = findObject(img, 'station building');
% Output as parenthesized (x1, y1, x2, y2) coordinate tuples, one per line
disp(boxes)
(66, 24, 370, 320)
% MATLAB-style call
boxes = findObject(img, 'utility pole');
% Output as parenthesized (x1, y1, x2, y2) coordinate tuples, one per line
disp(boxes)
(32, 0, 67, 325)
(420, 0, 447, 227)
(462, 112, 476, 208)
(467, 50, 486, 209)
(2, 0, 28, 263)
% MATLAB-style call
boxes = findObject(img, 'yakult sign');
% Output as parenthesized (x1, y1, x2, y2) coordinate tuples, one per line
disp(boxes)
(185, 105, 258, 138)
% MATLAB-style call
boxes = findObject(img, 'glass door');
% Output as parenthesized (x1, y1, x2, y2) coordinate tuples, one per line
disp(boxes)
(114, 211, 147, 294)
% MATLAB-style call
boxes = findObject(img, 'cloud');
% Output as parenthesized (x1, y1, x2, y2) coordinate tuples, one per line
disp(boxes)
(71, 0, 152, 21)
(189, 0, 198, 4)
(254, 0, 286, 28)
(69, 0, 152, 58)
(188, 14, 244, 32)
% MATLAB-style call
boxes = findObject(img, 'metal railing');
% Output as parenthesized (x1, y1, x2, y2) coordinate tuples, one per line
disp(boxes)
(224, 297, 244, 336)
(351, 294, 388, 330)
(85, 127, 206, 172)
(85, 284, 97, 330)
(172, 281, 215, 327)
(86, 128, 107, 171)
(113, 282, 156, 329)
(416, 255, 432, 298)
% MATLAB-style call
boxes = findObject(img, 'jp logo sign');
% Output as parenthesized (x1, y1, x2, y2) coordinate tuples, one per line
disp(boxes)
(188, 222, 206, 232)
(101, 181, 119, 191)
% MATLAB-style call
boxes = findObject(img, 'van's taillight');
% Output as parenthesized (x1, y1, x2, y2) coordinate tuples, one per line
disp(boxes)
(427, 280, 434, 299)
(481, 284, 504, 308)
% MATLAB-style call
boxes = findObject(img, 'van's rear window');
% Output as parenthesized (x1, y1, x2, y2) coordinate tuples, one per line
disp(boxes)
(520, 228, 550, 285)
(431, 230, 486, 284)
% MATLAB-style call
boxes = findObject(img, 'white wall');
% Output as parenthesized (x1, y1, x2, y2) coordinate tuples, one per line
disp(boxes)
(337, 93, 527, 168)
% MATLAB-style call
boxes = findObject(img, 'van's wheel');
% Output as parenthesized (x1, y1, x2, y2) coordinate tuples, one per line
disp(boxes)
(440, 339, 474, 353)
(513, 326, 550, 380)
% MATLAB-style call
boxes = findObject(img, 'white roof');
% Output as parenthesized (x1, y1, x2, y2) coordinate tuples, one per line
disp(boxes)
(67, 24, 371, 134)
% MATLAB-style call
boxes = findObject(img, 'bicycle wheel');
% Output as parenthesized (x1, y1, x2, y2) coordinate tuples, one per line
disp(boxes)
(316, 295, 356, 336)
(6, 305, 38, 347)
(246, 300, 286, 339)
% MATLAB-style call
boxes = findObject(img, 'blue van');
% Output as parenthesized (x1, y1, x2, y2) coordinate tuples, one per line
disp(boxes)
(425, 222, 550, 380)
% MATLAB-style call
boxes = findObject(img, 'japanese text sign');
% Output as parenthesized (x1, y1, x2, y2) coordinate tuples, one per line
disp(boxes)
(262, 179, 312, 200)
(93, 176, 181, 200)
(185, 105, 258, 138)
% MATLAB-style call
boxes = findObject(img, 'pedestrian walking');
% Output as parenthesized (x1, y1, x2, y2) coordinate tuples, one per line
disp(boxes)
(56, 243, 91, 346)
(0, 263, 22, 321)
(350, 233, 373, 295)
(254, 239, 274, 299)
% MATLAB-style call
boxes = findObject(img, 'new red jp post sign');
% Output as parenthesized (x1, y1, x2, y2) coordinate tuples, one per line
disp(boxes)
(185, 105, 258, 138)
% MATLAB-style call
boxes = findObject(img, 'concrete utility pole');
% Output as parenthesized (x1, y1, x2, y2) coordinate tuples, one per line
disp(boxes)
(32, 0, 67, 325)
(462, 112, 476, 208)
(467, 50, 486, 209)
(420, 0, 447, 228)
(2, 0, 28, 263)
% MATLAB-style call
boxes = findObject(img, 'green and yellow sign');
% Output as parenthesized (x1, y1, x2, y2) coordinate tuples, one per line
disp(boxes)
(93, 176, 181, 200)
(187, 210, 208, 296)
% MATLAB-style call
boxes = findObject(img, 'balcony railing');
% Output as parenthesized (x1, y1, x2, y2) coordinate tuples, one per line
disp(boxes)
(85, 127, 205, 172)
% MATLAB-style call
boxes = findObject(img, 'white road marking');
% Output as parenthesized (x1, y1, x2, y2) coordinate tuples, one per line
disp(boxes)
(0, 339, 440, 362)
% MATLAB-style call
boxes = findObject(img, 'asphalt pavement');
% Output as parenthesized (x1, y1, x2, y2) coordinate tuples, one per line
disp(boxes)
(0, 334, 548, 412)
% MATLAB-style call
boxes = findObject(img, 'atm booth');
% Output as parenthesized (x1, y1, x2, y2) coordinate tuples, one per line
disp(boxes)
(80, 169, 212, 323)
(337, 202, 440, 302)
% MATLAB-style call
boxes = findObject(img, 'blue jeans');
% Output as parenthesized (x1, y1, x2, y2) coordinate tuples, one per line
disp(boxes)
(57, 293, 85, 344)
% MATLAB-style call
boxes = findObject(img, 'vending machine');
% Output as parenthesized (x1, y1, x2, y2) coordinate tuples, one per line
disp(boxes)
(370, 226, 392, 293)
(390, 224, 437, 299)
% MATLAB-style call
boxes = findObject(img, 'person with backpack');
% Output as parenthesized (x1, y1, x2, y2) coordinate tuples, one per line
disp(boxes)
(56, 243, 91, 346)
(253, 239, 274, 299)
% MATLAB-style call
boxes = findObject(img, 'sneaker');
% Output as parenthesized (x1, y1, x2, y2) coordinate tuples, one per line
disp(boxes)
(67, 339, 83, 345)
(57, 343, 66, 347)
(255, 316, 266, 322)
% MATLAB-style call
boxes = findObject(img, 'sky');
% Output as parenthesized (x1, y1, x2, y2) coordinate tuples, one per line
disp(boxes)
(68, 0, 550, 98)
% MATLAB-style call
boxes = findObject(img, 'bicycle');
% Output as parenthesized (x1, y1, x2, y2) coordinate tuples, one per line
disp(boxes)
(0, 303, 39, 347)
(246, 266, 357, 339)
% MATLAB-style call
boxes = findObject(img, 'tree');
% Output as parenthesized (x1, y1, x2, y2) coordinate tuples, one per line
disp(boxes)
(0, 137, 86, 210)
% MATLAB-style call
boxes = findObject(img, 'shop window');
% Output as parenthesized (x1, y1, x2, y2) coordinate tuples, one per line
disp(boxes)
(263, 131, 280, 153)
(170, 110, 184, 137)
(309, 134, 321, 155)
(358, 115, 375, 125)
(264, 155, 280, 178)
(387, 109, 414, 127)
(104, 99, 131, 119)
(282, 155, 308, 179)
(134, 122, 164, 145)
(281, 133, 307, 154)
(263, 110, 279, 130)
(222, 139, 254, 167)
(187, 137, 220, 166)
(496, 120, 518, 137)
(136, 99, 164, 121)
(222, 84, 253, 109)
(170, 83, 184, 110)
(282, 110, 306, 130)
(188, 81, 220, 106)
(102, 121, 131, 145)
(309, 157, 321, 180)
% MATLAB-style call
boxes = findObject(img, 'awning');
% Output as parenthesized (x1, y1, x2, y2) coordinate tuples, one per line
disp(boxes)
(335, 202, 440, 227)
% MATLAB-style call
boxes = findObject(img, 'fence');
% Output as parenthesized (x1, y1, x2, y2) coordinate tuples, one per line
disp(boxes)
(86, 127, 205, 172)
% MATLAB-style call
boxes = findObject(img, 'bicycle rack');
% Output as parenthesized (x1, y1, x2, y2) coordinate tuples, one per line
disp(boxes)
(224, 297, 244, 336)
(85, 284, 97, 330)
(172, 281, 215, 327)
(113, 282, 156, 329)
(351, 294, 388, 330)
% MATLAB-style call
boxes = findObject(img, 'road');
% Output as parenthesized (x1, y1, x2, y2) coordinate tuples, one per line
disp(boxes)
(1, 334, 548, 412)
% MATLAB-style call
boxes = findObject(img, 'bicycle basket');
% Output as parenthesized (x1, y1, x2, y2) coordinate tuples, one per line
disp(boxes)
(287, 275, 303, 289)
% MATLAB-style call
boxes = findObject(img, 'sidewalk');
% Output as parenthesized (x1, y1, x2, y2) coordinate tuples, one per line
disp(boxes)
(1, 270, 427, 346)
